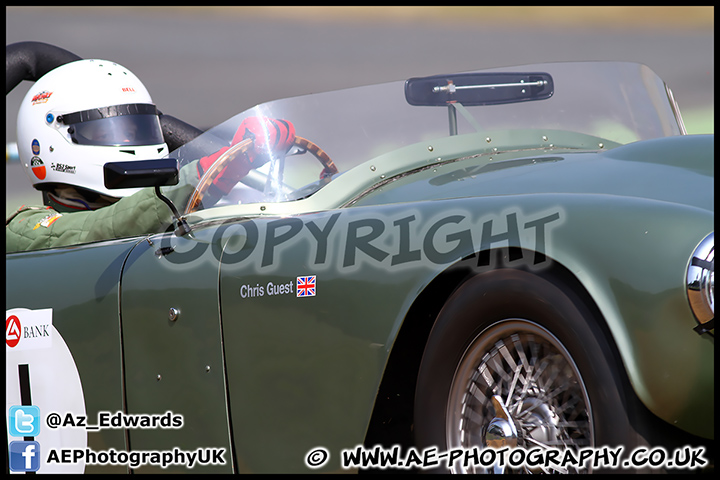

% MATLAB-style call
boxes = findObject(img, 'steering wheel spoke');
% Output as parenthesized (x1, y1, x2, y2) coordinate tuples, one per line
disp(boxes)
(185, 135, 337, 214)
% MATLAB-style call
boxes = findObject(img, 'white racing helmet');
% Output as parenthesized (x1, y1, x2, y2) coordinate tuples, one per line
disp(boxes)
(17, 59, 168, 200)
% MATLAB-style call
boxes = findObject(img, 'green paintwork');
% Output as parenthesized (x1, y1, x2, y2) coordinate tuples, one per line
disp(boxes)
(6, 120, 713, 471)
(119, 235, 232, 472)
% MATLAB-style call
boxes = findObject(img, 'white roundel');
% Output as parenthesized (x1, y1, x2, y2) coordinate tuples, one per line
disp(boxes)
(6, 308, 87, 473)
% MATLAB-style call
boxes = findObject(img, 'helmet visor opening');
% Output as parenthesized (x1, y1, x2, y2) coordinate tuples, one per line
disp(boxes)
(69, 114, 164, 146)
(60, 103, 165, 147)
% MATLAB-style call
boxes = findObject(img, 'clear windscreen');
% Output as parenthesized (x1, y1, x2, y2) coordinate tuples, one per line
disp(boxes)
(171, 61, 684, 212)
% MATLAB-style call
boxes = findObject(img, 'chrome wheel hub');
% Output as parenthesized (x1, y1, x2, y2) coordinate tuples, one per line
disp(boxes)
(446, 319, 593, 473)
(485, 396, 518, 449)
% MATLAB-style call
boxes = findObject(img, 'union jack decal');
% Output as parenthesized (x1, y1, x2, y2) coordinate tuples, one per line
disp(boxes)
(296, 276, 316, 297)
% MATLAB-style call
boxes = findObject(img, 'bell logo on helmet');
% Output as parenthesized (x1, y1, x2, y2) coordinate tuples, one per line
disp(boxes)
(30, 157, 46, 180)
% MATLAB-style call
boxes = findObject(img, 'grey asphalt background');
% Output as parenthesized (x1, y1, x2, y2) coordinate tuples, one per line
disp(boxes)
(5, 6, 714, 214)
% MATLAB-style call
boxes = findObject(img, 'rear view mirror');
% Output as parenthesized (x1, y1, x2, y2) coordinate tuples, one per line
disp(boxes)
(104, 158, 179, 190)
(405, 72, 553, 107)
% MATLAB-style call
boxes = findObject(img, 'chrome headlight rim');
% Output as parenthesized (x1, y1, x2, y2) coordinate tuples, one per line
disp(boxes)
(686, 232, 714, 330)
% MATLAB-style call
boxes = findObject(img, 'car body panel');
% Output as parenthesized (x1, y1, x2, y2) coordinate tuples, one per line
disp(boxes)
(136, 185, 711, 471)
(6, 61, 713, 473)
(352, 134, 713, 212)
(346, 133, 715, 438)
(119, 236, 232, 472)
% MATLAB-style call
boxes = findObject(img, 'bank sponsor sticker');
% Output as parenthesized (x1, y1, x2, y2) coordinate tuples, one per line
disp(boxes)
(6, 308, 53, 351)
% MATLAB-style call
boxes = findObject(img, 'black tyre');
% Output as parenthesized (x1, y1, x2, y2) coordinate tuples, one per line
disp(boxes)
(414, 268, 645, 473)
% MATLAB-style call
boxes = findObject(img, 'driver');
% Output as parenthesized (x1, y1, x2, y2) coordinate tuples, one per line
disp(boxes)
(6, 58, 295, 253)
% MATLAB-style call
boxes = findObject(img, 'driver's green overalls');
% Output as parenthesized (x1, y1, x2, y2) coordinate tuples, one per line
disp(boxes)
(6, 161, 199, 254)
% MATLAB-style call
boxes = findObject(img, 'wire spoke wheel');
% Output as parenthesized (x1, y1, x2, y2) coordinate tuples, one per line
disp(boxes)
(446, 319, 593, 473)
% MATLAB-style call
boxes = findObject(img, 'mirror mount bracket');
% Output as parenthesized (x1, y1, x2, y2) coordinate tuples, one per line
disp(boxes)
(154, 186, 192, 236)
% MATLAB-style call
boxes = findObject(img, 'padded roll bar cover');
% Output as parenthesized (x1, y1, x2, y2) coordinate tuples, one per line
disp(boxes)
(158, 114, 204, 151)
(6, 41, 82, 94)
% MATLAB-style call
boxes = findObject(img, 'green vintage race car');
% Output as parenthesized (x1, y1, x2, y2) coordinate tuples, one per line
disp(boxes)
(6, 61, 713, 473)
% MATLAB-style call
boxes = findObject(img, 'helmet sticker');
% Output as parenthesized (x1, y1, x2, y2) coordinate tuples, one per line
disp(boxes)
(30, 157, 46, 180)
(50, 162, 77, 174)
(31, 139, 41, 155)
(31, 91, 53, 105)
